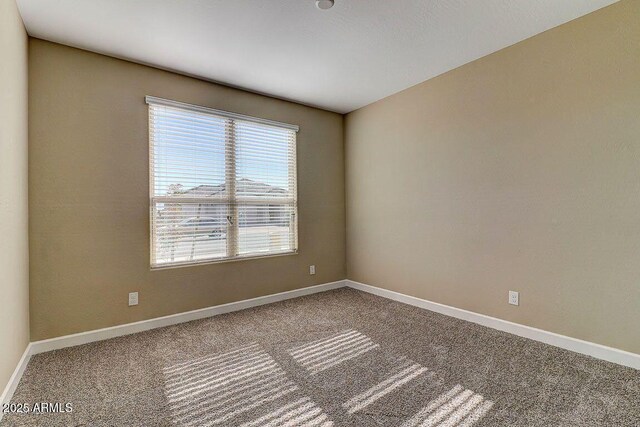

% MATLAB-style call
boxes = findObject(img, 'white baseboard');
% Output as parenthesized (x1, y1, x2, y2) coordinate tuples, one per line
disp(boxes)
(346, 280, 640, 370)
(30, 280, 346, 355)
(0, 343, 33, 422)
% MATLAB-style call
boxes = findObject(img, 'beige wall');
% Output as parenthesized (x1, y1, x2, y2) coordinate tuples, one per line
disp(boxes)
(345, 0, 640, 354)
(29, 39, 345, 340)
(0, 0, 30, 393)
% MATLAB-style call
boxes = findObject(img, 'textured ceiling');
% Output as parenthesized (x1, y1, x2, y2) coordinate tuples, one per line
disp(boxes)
(17, 0, 618, 113)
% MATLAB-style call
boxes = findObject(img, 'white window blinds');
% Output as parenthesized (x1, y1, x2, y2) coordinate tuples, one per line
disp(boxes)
(147, 96, 298, 268)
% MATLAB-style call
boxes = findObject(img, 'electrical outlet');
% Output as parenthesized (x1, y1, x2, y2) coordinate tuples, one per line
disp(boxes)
(309, 265, 316, 275)
(508, 291, 519, 306)
(128, 292, 139, 306)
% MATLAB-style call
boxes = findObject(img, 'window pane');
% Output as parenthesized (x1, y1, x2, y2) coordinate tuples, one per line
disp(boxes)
(237, 204, 296, 256)
(235, 120, 295, 199)
(152, 202, 228, 265)
(151, 105, 228, 198)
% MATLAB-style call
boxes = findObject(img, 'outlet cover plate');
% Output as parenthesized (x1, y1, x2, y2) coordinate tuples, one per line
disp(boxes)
(508, 291, 519, 306)
(128, 292, 139, 306)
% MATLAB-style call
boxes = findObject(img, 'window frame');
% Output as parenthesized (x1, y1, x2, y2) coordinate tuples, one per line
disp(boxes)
(147, 96, 299, 269)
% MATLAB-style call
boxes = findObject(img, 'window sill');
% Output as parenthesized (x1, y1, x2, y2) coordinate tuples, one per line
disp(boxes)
(150, 250, 298, 271)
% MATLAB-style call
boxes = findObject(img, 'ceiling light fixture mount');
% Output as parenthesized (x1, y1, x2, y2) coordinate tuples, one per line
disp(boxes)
(315, 0, 334, 10)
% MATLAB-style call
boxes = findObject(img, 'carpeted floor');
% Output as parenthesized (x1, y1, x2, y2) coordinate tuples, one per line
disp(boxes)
(2, 288, 639, 426)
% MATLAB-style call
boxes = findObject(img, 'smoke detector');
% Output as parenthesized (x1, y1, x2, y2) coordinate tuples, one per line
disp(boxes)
(316, 0, 334, 10)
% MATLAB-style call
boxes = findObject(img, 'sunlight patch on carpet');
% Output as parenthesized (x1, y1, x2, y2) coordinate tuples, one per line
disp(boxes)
(343, 362, 428, 414)
(288, 329, 379, 374)
(400, 385, 494, 427)
(163, 344, 301, 426)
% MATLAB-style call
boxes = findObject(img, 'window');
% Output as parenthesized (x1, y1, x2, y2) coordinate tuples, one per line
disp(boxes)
(147, 96, 298, 268)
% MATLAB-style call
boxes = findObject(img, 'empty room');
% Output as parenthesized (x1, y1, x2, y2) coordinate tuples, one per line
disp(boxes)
(1, 0, 639, 425)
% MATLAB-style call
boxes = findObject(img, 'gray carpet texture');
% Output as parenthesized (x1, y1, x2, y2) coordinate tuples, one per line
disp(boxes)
(2, 288, 638, 426)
